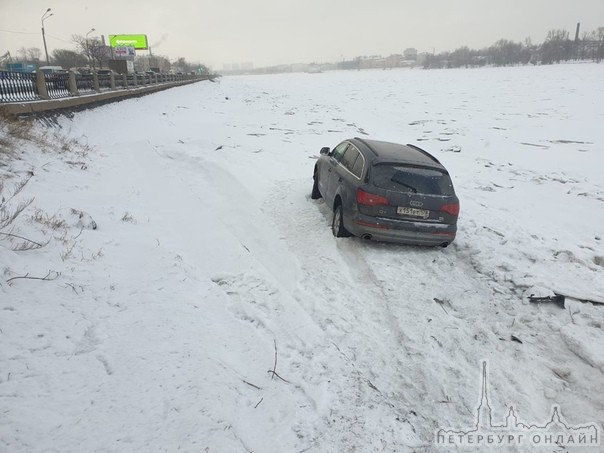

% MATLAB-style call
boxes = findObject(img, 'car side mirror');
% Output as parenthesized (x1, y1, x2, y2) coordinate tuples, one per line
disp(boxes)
(320, 147, 330, 155)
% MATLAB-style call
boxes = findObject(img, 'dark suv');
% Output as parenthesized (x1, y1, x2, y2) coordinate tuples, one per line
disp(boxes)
(311, 138, 459, 247)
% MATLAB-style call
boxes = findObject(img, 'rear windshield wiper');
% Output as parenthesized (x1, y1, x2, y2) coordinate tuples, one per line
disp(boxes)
(390, 176, 417, 193)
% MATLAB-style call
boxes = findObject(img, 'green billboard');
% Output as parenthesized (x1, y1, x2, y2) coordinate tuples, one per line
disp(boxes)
(109, 34, 148, 50)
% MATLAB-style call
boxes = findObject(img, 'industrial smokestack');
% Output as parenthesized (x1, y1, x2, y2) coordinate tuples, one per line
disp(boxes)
(575, 23, 581, 41)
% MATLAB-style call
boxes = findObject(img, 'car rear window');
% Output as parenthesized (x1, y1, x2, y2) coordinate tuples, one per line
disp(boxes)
(371, 164, 455, 195)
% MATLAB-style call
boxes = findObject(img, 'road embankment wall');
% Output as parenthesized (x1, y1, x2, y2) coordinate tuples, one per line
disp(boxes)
(1, 78, 204, 118)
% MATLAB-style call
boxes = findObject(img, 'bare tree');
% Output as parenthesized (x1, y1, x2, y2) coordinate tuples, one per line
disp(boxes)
(153, 55, 171, 72)
(540, 29, 573, 63)
(546, 29, 569, 42)
(71, 34, 107, 69)
(169, 57, 211, 74)
(14, 47, 43, 64)
(488, 39, 525, 65)
(448, 46, 474, 68)
(15, 47, 26, 62)
(52, 49, 88, 69)
(26, 48, 42, 62)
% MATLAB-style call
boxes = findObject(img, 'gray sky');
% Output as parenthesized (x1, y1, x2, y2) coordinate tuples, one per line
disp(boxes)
(1, 0, 603, 69)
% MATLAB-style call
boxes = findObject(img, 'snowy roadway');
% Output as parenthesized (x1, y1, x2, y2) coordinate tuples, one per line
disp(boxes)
(1, 63, 604, 452)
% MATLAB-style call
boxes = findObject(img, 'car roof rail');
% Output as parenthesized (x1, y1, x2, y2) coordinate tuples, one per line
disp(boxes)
(406, 143, 441, 164)
(354, 137, 379, 156)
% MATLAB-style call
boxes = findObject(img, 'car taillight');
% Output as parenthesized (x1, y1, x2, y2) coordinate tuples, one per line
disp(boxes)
(357, 189, 389, 206)
(441, 203, 460, 216)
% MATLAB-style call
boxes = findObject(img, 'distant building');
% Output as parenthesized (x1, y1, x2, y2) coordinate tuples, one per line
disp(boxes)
(404, 48, 418, 61)
(385, 54, 404, 67)
(358, 54, 406, 69)
(222, 62, 255, 74)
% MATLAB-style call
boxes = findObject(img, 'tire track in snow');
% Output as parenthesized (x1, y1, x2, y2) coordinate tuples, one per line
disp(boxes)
(333, 238, 486, 443)
(262, 179, 440, 449)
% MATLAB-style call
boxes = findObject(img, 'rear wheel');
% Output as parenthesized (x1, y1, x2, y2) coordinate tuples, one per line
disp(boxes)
(311, 173, 322, 199)
(332, 204, 351, 237)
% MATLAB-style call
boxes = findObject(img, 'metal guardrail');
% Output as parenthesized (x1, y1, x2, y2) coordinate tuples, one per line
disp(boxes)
(76, 74, 94, 94)
(45, 72, 70, 99)
(0, 71, 39, 102)
(115, 75, 125, 89)
(98, 74, 112, 91)
(0, 70, 204, 103)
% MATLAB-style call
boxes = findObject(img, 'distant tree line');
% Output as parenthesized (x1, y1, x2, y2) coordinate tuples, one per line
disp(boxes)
(422, 27, 604, 69)
(1, 34, 210, 74)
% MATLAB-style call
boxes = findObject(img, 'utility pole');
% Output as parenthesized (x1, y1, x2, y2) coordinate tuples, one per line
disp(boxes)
(41, 8, 53, 65)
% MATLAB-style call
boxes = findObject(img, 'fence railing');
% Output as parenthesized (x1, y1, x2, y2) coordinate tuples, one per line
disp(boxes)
(45, 72, 70, 99)
(98, 74, 112, 91)
(75, 74, 94, 94)
(115, 75, 125, 89)
(0, 71, 39, 102)
(0, 70, 203, 103)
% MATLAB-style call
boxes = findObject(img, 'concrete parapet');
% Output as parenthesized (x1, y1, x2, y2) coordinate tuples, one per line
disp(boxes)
(68, 71, 78, 96)
(36, 71, 49, 100)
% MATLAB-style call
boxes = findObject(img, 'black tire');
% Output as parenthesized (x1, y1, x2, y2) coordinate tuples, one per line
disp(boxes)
(332, 204, 351, 237)
(311, 173, 322, 199)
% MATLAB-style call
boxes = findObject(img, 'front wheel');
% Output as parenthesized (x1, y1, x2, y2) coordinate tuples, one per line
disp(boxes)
(332, 204, 351, 237)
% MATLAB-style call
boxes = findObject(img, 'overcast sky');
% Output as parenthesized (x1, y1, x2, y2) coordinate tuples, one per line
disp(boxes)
(1, 0, 603, 69)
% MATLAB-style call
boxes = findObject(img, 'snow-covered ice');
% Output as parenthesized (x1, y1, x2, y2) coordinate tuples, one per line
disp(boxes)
(1, 63, 603, 452)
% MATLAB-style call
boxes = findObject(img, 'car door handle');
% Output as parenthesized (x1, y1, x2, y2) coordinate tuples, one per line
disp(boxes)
(328, 168, 332, 173)
(338, 177, 342, 182)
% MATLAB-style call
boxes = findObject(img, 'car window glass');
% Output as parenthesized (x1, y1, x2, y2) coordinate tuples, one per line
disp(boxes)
(340, 148, 359, 175)
(351, 153, 364, 178)
(371, 165, 454, 195)
(331, 143, 349, 162)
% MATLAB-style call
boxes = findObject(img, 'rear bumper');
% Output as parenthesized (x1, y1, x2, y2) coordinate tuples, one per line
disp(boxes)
(346, 212, 457, 246)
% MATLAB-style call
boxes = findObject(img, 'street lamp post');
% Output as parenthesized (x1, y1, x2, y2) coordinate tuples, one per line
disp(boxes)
(86, 28, 95, 69)
(41, 8, 53, 65)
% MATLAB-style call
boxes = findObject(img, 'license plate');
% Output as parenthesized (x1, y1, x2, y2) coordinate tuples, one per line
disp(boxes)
(397, 206, 430, 218)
